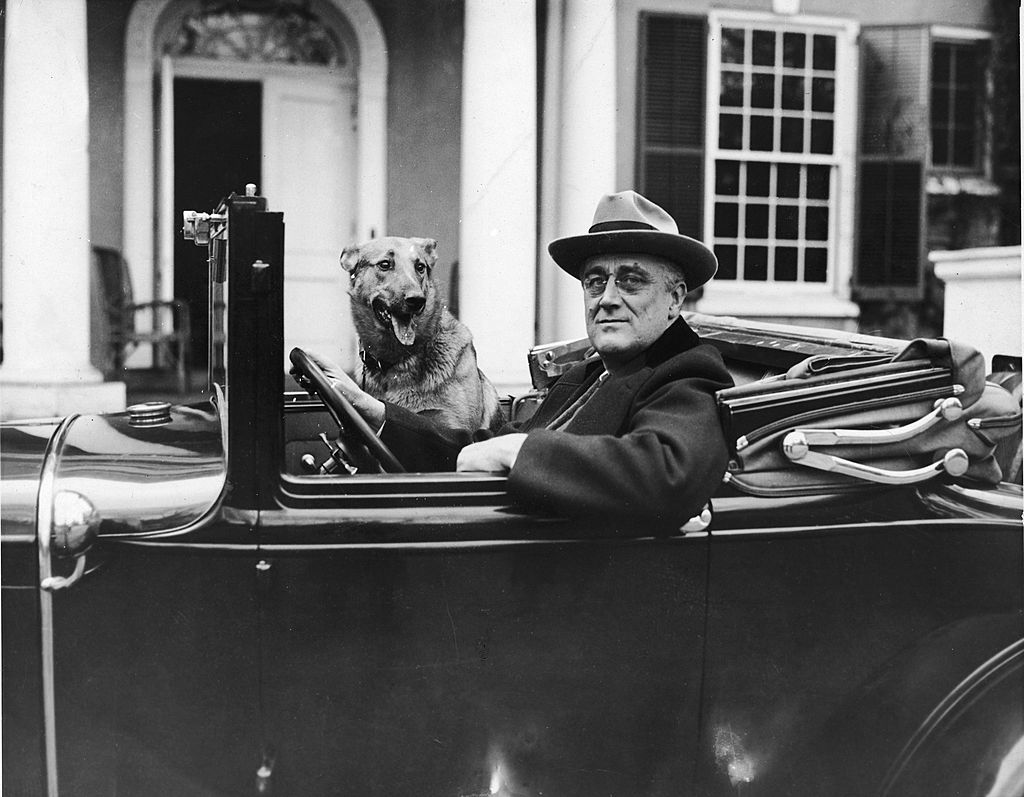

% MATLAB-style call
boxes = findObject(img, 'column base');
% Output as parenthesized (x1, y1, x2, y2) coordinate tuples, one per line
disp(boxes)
(1, 380, 126, 421)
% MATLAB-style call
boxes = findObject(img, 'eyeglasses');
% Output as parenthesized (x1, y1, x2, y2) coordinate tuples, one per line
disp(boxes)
(581, 271, 653, 297)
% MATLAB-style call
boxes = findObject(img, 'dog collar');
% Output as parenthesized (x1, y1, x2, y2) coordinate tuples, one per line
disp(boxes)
(359, 348, 394, 376)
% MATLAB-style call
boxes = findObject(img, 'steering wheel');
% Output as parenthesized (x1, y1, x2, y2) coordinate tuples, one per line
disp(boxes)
(289, 347, 405, 473)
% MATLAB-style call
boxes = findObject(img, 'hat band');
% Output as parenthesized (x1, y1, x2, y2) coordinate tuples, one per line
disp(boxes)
(588, 220, 658, 234)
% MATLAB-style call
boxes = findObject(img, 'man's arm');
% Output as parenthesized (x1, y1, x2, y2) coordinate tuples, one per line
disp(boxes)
(505, 354, 731, 528)
(302, 352, 385, 430)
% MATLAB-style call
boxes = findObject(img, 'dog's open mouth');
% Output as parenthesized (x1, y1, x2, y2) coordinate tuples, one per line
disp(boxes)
(372, 298, 419, 347)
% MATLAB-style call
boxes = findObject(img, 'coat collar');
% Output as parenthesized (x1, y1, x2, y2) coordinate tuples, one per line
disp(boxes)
(642, 316, 701, 368)
(556, 317, 700, 385)
(526, 317, 701, 432)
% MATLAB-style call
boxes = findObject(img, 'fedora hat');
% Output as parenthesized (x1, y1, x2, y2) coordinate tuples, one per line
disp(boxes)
(548, 191, 717, 289)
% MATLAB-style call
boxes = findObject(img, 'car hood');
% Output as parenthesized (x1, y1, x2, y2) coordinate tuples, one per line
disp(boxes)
(1, 402, 226, 540)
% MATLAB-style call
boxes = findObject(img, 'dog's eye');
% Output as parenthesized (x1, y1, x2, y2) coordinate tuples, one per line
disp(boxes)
(375, 259, 393, 271)
(414, 261, 427, 274)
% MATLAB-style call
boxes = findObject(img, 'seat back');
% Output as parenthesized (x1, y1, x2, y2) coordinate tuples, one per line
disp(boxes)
(91, 246, 134, 345)
(90, 245, 193, 391)
(90, 246, 132, 374)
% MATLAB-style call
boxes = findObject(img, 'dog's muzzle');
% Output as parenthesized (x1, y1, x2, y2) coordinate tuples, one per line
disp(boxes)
(372, 297, 424, 347)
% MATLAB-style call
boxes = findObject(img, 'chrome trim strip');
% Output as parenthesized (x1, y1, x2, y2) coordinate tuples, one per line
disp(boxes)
(791, 396, 963, 447)
(923, 482, 1024, 512)
(35, 413, 79, 797)
(782, 439, 969, 485)
(710, 517, 1022, 537)
(117, 535, 708, 552)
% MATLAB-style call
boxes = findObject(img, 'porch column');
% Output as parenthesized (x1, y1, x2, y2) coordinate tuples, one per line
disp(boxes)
(932, 246, 1023, 363)
(539, 0, 618, 343)
(459, 0, 537, 391)
(1, 0, 125, 420)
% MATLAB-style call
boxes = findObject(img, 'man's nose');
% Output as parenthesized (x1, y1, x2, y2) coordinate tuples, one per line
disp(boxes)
(598, 278, 622, 304)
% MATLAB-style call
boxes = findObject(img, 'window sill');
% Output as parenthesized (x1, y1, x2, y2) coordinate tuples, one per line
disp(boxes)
(926, 173, 1000, 197)
(696, 287, 860, 325)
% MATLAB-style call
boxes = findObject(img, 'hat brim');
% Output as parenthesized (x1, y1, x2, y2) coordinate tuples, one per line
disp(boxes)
(548, 230, 717, 289)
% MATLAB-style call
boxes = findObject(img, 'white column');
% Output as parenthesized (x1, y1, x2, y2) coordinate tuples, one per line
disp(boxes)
(540, 0, 618, 343)
(459, 0, 537, 391)
(932, 246, 1023, 363)
(1, 0, 125, 420)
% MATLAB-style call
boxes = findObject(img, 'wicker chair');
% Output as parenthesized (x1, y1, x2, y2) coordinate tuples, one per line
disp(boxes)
(91, 246, 192, 394)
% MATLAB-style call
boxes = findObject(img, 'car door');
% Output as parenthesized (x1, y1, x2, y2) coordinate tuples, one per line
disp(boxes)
(252, 490, 711, 797)
(694, 495, 1024, 796)
(43, 544, 265, 795)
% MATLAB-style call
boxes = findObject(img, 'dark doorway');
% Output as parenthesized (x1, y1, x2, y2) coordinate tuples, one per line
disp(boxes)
(174, 78, 262, 366)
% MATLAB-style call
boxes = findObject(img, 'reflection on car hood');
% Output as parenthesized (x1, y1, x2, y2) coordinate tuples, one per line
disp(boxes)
(0, 403, 226, 539)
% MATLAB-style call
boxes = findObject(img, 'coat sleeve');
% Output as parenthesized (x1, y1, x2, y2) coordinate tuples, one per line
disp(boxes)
(379, 404, 516, 472)
(506, 351, 732, 529)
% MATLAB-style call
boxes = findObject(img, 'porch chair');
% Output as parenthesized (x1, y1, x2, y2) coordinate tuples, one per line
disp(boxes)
(91, 246, 192, 394)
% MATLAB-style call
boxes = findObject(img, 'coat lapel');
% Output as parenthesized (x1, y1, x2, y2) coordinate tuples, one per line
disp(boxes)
(523, 357, 601, 430)
(561, 370, 646, 435)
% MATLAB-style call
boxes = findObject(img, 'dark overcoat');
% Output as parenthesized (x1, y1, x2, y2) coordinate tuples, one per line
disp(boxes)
(380, 318, 734, 529)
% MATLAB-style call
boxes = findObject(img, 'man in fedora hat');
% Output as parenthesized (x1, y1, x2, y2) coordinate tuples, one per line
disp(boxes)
(313, 191, 733, 528)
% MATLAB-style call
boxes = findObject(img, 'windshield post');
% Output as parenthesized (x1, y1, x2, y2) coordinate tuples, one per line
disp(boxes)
(202, 188, 285, 510)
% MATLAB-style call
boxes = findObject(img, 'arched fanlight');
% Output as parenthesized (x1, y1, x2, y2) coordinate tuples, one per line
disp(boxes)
(166, 0, 347, 67)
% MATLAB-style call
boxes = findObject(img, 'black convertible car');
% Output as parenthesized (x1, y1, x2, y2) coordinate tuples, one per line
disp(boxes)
(3, 188, 1022, 797)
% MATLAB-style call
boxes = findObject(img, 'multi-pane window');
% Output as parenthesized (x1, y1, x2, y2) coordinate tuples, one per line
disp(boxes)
(930, 40, 987, 169)
(709, 25, 840, 285)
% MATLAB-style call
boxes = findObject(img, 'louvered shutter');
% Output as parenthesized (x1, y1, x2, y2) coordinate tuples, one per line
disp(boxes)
(855, 26, 929, 298)
(637, 14, 706, 238)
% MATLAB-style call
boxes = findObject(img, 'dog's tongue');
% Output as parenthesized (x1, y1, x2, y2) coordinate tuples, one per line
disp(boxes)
(391, 315, 416, 347)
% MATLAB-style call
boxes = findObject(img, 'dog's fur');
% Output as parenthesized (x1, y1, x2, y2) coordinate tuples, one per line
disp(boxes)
(341, 236, 504, 432)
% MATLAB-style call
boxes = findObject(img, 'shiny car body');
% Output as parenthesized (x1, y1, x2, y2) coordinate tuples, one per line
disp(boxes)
(3, 189, 1022, 797)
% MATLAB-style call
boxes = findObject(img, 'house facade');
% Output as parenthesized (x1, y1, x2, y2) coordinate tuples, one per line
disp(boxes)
(0, 0, 1018, 419)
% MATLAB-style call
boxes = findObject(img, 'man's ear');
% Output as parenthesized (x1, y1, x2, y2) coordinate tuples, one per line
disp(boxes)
(413, 237, 438, 268)
(340, 245, 362, 274)
(668, 280, 688, 317)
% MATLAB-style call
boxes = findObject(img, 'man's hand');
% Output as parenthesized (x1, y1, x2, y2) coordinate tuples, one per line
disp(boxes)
(456, 434, 528, 473)
(299, 352, 385, 430)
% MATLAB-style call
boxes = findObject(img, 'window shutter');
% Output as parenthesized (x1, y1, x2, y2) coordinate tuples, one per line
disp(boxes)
(860, 26, 930, 158)
(855, 26, 929, 298)
(857, 161, 924, 288)
(637, 14, 706, 238)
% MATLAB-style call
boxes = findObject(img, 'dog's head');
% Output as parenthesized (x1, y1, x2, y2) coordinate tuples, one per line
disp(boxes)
(341, 236, 441, 350)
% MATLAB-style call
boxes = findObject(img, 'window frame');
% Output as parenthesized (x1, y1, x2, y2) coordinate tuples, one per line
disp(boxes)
(928, 26, 993, 175)
(700, 10, 860, 323)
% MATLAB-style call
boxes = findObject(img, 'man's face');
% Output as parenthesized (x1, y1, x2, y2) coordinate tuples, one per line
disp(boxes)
(582, 253, 687, 369)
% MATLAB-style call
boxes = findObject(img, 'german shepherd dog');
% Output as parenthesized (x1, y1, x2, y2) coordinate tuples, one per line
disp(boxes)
(341, 236, 504, 432)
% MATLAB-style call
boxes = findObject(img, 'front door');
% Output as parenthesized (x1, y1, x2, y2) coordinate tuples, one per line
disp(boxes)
(174, 77, 263, 368)
(171, 68, 357, 373)
(262, 75, 359, 372)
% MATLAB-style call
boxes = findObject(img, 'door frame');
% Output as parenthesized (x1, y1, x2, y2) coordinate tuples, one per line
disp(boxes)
(124, 0, 387, 310)
(160, 56, 359, 357)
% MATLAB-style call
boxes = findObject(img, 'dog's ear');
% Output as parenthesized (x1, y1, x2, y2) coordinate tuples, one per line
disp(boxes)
(339, 245, 363, 274)
(412, 238, 438, 267)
